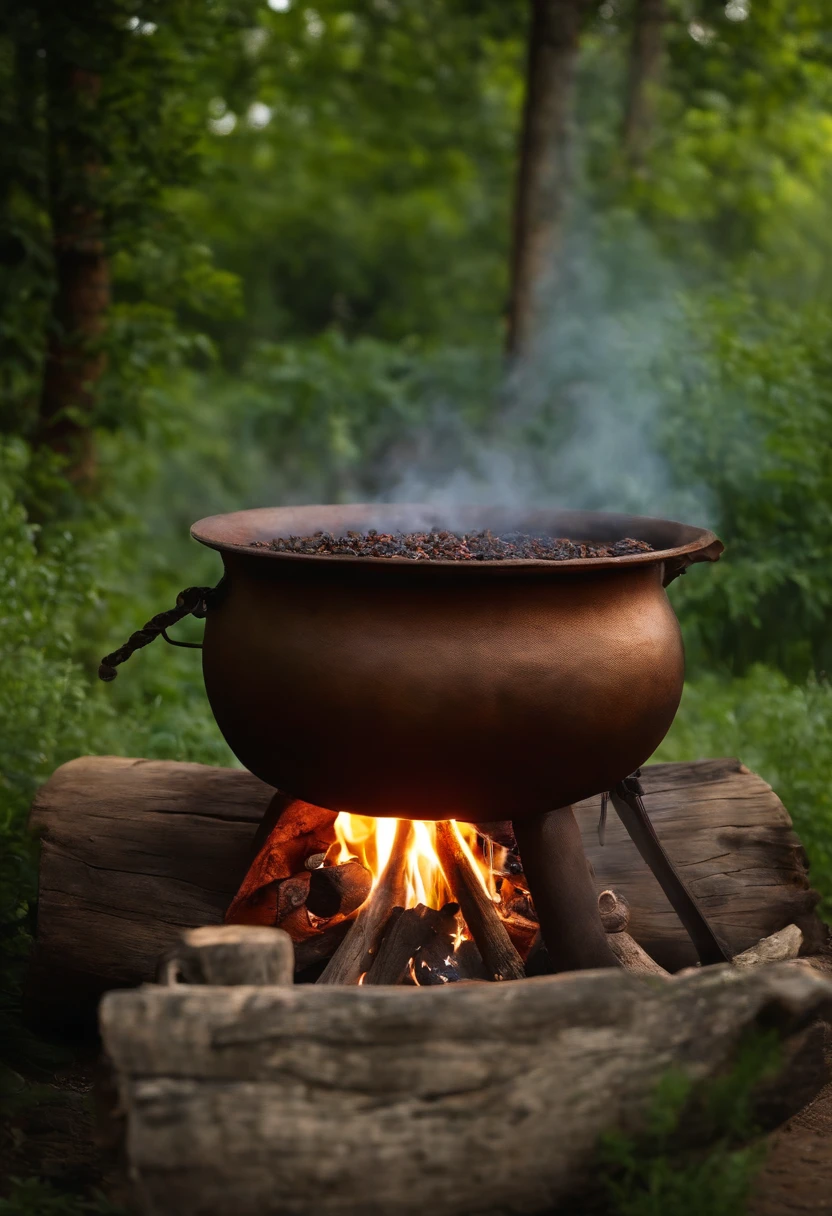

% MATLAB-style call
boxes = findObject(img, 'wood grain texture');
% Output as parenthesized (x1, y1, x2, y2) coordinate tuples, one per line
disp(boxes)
(100, 964, 832, 1216)
(27, 755, 827, 1029)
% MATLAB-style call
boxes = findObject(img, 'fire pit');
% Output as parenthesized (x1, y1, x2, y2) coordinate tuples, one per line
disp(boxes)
(100, 504, 726, 974)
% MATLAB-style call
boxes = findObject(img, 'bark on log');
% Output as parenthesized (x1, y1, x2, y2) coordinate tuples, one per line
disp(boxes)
(100, 964, 832, 1216)
(159, 925, 294, 987)
(27, 756, 828, 1029)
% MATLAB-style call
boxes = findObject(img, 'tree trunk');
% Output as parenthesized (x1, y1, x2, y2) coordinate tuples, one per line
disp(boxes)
(622, 0, 666, 169)
(37, 57, 110, 484)
(506, 0, 585, 358)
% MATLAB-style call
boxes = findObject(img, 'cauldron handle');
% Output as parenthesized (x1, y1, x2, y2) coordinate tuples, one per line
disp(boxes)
(98, 584, 219, 682)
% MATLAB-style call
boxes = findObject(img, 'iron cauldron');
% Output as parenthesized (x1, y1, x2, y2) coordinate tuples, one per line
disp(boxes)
(191, 504, 722, 824)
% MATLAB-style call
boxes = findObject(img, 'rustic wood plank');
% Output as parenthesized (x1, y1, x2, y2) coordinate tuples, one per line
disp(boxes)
(100, 964, 832, 1216)
(27, 755, 827, 1029)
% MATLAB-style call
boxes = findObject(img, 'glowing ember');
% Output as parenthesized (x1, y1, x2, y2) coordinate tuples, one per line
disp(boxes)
(333, 813, 498, 911)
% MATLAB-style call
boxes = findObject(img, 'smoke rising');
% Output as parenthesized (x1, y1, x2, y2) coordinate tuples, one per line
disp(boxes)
(379, 216, 716, 532)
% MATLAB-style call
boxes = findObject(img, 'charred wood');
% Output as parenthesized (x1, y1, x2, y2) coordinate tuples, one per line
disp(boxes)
(306, 859, 372, 920)
(364, 903, 459, 987)
(434, 821, 525, 981)
(317, 819, 413, 985)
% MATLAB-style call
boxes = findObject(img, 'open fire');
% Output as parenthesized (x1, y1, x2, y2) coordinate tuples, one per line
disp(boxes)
(332, 813, 498, 909)
(226, 800, 539, 985)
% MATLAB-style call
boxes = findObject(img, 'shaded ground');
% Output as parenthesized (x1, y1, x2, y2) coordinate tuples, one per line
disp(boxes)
(751, 1079, 832, 1216)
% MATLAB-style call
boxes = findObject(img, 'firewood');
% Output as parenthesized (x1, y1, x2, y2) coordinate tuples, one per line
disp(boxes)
(434, 820, 525, 981)
(306, 858, 372, 920)
(26, 757, 830, 1029)
(100, 964, 832, 1216)
(500, 910, 539, 959)
(597, 888, 630, 934)
(159, 925, 294, 987)
(366, 903, 459, 987)
(293, 915, 355, 973)
(498, 877, 536, 921)
(596, 888, 668, 976)
(733, 925, 804, 969)
(317, 819, 414, 985)
(606, 931, 670, 977)
(454, 938, 490, 981)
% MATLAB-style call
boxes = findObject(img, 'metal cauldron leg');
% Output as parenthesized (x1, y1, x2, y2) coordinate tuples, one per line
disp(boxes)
(512, 808, 619, 972)
(610, 774, 729, 965)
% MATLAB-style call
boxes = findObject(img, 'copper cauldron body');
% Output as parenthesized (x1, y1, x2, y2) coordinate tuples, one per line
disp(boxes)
(192, 505, 722, 823)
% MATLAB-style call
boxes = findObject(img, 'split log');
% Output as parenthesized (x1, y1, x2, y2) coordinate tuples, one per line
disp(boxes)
(434, 820, 525, 981)
(27, 756, 829, 1028)
(732, 925, 804, 970)
(317, 819, 413, 985)
(306, 859, 372, 920)
(293, 916, 355, 974)
(364, 903, 458, 986)
(159, 925, 294, 987)
(100, 964, 832, 1216)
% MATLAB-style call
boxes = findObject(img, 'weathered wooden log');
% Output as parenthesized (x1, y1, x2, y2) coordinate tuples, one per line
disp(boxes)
(317, 819, 413, 985)
(27, 756, 828, 1028)
(100, 964, 832, 1216)
(434, 819, 526, 981)
(159, 925, 294, 987)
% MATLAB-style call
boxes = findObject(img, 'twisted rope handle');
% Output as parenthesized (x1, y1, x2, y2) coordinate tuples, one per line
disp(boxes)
(98, 585, 215, 682)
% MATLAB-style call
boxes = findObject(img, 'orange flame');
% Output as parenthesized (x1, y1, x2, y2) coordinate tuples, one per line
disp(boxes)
(333, 813, 497, 909)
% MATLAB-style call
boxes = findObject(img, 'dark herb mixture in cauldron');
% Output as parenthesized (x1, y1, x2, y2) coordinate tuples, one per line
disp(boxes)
(252, 530, 654, 561)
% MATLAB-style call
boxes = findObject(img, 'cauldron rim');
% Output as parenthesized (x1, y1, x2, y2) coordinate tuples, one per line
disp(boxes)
(191, 503, 723, 575)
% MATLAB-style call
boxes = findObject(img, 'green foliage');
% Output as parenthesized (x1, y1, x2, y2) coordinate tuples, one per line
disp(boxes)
(598, 1028, 782, 1216)
(664, 290, 832, 677)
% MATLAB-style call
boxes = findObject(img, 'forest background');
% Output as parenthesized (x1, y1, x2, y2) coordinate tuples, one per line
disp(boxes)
(3, 0, 832, 1161)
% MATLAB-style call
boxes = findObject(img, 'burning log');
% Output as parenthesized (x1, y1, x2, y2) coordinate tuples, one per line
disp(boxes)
(433, 820, 525, 981)
(500, 910, 539, 959)
(306, 858, 372, 920)
(26, 757, 830, 1029)
(293, 915, 356, 974)
(317, 819, 414, 985)
(158, 925, 294, 987)
(364, 903, 459, 986)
